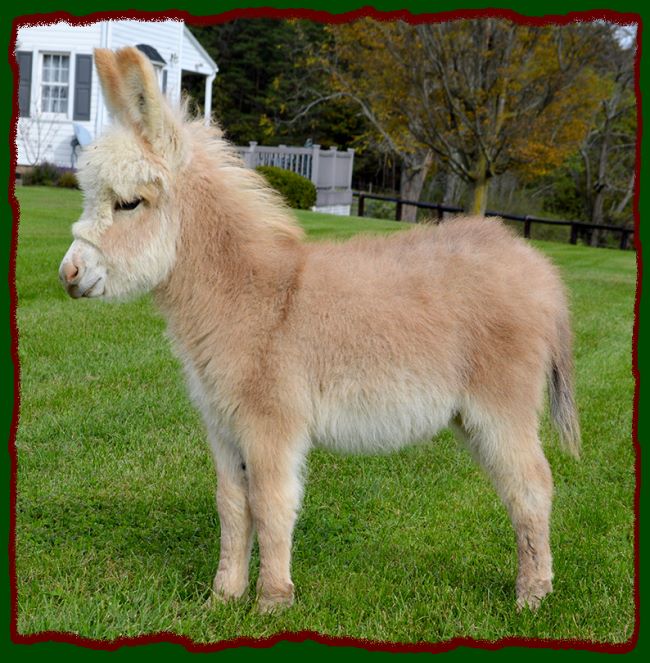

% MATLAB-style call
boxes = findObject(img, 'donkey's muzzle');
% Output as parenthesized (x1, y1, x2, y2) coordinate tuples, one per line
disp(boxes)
(59, 240, 106, 298)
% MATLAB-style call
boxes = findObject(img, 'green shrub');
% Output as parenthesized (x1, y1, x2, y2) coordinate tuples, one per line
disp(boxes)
(256, 165, 317, 210)
(22, 162, 61, 186)
(57, 171, 79, 189)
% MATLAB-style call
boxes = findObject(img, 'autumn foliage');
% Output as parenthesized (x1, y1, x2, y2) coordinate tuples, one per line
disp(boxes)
(326, 19, 617, 214)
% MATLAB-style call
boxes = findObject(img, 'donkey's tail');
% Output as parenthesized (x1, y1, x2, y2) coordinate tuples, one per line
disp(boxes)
(549, 308, 581, 458)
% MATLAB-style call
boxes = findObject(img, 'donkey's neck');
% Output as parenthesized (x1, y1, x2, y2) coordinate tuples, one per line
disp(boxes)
(155, 149, 305, 365)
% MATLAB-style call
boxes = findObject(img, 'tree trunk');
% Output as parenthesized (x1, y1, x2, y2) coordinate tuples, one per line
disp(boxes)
(467, 155, 490, 216)
(399, 150, 434, 222)
(443, 167, 464, 208)
(468, 176, 489, 215)
(591, 186, 606, 226)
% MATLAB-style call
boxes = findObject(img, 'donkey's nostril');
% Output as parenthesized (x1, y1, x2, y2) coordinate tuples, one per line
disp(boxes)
(62, 261, 79, 283)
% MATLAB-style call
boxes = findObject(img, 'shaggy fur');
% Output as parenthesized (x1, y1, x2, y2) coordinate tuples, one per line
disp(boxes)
(59, 47, 580, 612)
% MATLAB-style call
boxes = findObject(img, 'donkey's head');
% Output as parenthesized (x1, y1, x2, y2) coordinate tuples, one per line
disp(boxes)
(59, 47, 186, 299)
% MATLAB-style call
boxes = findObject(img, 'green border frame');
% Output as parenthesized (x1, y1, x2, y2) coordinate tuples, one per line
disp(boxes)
(4, 1, 644, 660)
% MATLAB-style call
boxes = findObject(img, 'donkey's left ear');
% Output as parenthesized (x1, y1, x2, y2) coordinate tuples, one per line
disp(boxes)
(111, 47, 182, 158)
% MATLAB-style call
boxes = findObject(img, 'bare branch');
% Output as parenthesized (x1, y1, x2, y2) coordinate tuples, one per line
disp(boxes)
(282, 92, 348, 126)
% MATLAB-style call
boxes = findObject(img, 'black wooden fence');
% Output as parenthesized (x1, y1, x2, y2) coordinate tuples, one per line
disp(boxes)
(354, 192, 634, 250)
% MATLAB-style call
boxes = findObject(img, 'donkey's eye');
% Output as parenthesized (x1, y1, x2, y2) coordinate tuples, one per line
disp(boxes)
(114, 198, 143, 212)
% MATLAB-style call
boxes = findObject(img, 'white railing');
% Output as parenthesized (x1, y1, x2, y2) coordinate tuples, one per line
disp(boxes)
(236, 141, 355, 211)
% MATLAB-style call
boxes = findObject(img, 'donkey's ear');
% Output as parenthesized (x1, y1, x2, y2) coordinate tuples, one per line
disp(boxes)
(95, 47, 181, 157)
(94, 48, 128, 119)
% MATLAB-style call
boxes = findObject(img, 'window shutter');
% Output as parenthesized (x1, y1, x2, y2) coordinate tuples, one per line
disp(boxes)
(17, 51, 32, 117)
(73, 54, 92, 121)
(162, 69, 168, 95)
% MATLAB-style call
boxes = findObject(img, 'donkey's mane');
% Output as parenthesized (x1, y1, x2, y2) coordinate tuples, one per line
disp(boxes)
(185, 120, 305, 246)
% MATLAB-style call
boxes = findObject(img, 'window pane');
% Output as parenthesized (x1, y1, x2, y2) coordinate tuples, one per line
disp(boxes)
(41, 86, 51, 112)
(59, 87, 68, 113)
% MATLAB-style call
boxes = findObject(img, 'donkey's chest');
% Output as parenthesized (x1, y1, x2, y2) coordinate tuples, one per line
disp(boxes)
(170, 336, 241, 435)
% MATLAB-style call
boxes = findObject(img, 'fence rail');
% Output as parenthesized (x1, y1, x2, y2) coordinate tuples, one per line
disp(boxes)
(354, 192, 634, 250)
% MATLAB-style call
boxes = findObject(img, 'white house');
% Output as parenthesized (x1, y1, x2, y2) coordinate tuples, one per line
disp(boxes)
(16, 20, 218, 169)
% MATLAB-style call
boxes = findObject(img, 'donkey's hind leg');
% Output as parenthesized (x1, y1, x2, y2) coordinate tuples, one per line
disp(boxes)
(453, 410, 554, 609)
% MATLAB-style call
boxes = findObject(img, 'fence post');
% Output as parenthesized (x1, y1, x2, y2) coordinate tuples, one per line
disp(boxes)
(346, 148, 355, 195)
(310, 144, 321, 186)
(620, 229, 630, 250)
(570, 222, 579, 245)
(436, 205, 444, 222)
(524, 215, 532, 239)
(243, 141, 257, 169)
(396, 199, 403, 221)
(358, 193, 365, 217)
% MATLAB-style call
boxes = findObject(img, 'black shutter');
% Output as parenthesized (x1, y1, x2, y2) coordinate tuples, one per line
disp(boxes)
(73, 54, 92, 121)
(162, 69, 167, 94)
(17, 51, 32, 117)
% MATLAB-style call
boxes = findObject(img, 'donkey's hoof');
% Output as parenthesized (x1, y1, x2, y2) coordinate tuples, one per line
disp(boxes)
(256, 594, 294, 614)
(256, 583, 294, 614)
(204, 581, 248, 609)
(516, 578, 553, 611)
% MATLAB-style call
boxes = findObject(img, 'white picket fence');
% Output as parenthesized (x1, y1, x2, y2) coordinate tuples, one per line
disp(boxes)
(236, 141, 355, 215)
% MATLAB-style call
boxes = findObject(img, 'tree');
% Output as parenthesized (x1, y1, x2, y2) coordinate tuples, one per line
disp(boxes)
(188, 20, 297, 144)
(530, 26, 636, 241)
(327, 19, 609, 215)
(188, 20, 366, 149)
(576, 36, 636, 233)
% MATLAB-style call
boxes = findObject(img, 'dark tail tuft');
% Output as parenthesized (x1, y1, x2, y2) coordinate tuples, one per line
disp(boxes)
(549, 312, 581, 458)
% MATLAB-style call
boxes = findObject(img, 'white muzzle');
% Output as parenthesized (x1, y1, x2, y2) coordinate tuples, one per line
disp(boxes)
(59, 240, 107, 299)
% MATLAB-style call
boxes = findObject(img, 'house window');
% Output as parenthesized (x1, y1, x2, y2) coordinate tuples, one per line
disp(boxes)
(41, 53, 70, 114)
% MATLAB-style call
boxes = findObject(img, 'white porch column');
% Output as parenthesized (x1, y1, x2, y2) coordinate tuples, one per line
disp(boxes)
(204, 72, 215, 126)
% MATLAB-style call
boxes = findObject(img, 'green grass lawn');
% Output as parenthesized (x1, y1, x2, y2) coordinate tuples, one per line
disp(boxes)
(14, 186, 636, 645)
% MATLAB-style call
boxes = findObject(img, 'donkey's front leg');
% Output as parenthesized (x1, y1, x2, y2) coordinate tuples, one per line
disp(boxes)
(211, 439, 254, 603)
(245, 435, 307, 613)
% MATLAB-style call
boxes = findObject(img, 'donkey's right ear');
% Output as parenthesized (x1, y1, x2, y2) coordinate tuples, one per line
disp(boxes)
(94, 49, 129, 122)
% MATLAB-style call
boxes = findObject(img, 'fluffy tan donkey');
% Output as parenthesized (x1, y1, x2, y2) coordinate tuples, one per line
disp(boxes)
(59, 47, 580, 613)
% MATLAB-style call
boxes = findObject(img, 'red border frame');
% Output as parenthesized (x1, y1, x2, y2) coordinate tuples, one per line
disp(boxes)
(8, 6, 642, 654)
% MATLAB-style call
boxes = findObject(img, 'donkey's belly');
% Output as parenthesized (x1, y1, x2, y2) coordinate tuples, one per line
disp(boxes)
(311, 385, 456, 454)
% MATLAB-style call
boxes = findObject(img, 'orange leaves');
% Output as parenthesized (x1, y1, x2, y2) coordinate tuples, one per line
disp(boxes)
(512, 67, 607, 180)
